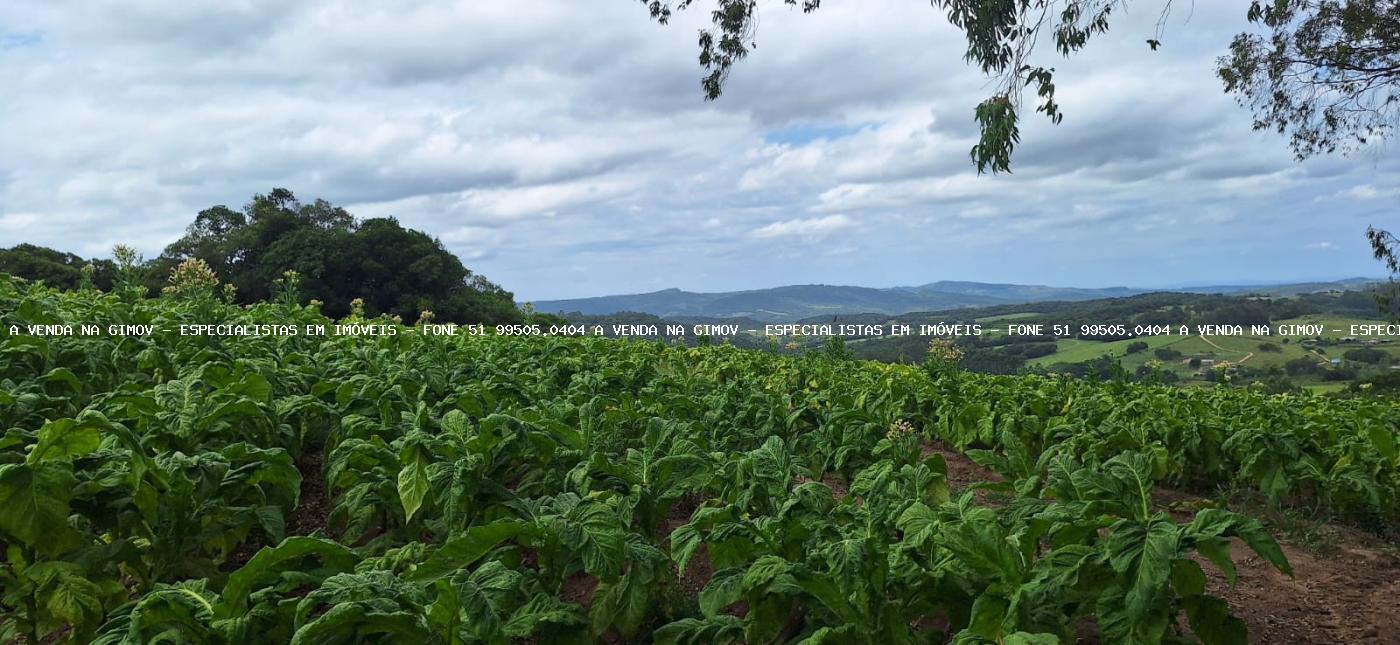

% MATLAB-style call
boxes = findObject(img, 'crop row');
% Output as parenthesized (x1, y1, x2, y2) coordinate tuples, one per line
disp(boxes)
(1, 275, 1396, 643)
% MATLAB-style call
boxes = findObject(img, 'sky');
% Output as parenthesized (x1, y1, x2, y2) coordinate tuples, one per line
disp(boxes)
(1, 1, 1396, 302)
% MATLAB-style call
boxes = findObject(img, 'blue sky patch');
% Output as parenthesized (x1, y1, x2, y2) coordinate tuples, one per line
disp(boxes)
(763, 121, 869, 146)
(0, 30, 42, 50)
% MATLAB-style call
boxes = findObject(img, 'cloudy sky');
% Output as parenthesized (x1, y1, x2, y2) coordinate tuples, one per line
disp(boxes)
(1, 1, 1396, 301)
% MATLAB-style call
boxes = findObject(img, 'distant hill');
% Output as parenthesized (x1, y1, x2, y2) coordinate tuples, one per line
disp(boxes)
(532, 279, 1381, 322)
(1176, 278, 1380, 297)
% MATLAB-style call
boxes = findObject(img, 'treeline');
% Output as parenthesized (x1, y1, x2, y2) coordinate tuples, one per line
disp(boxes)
(821, 290, 1394, 330)
(0, 244, 119, 292)
(849, 289, 1396, 374)
(0, 188, 522, 324)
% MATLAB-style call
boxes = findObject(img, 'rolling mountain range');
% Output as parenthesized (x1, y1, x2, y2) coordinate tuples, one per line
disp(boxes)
(532, 279, 1380, 322)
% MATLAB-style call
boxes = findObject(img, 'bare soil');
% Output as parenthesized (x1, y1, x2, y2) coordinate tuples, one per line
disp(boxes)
(561, 572, 599, 610)
(221, 449, 332, 572)
(921, 440, 1001, 489)
(793, 473, 851, 501)
(662, 493, 713, 599)
(1199, 529, 1400, 643)
(922, 440, 1005, 507)
(820, 473, 848, 500)
(1152, 487, 1400, 642)
(286, 449, 331, 537)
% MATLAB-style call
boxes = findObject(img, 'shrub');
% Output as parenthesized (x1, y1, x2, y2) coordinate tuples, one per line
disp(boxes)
(1285, 357, 1321, 375)
(1342, 348, 1386, 364)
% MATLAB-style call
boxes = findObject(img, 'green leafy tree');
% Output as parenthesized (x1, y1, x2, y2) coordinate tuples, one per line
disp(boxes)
(1371, 227, 1399, 319)
(1221, 2, 1400, 312)
(1154, 347, 1182, 360)
(157, 188, 522, 323)
(1218, 1, 1400, 160)
(1343, 347, 1387, 364)
(0, 244, 115, 291)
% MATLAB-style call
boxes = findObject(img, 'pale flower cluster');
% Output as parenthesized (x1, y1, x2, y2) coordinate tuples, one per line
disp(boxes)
(886, 419, 916, 441)
(926, 338, 965, 364)
(112, 244, 141, 271)
(162, 258, 219, 299)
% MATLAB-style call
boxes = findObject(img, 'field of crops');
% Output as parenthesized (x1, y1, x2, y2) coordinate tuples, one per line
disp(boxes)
(3, 274, 1399, 644)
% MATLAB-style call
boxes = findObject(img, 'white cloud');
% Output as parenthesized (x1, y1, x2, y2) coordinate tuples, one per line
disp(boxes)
(440, 225, 508, 260)
(0, 0, 1393, 299)
(751, 214, 853, 240)
(1338, 184, 1400, 200)
(457, 178, 638, 221)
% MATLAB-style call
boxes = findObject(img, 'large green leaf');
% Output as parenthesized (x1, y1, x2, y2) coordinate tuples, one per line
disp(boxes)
(1186, 509, 1291, 577)
(964, 593, 1009, 640)
(1195, 537, 1238, 587)
(1096, 583, 1170, 644)
(221, 537, 359, 613)
(503, 594, 586, 640)
(670, 523, 703, 576)
(590, 567, 651, 637)
(1182, 594, 1248, 645)
(1103, 452, 1156, 522)
(409, 519, 533, 584)
(698, 568, 745, 619)
(896, 502, 938, 549)
(653, 616, 744, 645)
(43, 569, 105, 633)
(1367, 425, 1397, 462)
(441, 409, 470, 436)
(1104, 517, 1178, 623)
(290, 605, 429, 645)
(398, 448, 431, 522)
(0, 462, 79, 554)
(28, 415, 102, 463)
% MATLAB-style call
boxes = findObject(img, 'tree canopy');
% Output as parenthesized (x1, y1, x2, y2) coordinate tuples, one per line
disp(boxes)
(1219, 1, 1400, 160)
(154, 189, 522, 324)
(0, 244, 114, 292)
(1, 189, 523, 325)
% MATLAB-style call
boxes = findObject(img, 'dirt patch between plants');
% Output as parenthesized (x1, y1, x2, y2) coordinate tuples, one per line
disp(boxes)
(561, 572, 599, 610)
(221, 449, 332, 572)
(1152, 486, 1400, 642)
(921, 440, 1007, 508)
(1199, 532, 1400, 643)
(661, 493, 714, 599)
(921, 440, 1001, 489)
(287, 449, 331, 537)
(819, 473, 848, 500)
(794, 473, 851, 501)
